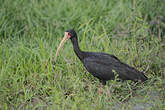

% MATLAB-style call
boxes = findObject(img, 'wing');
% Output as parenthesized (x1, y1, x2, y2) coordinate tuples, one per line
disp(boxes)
(114, 62, 148, 81)
(82, 52, 147, 81)
(82, 54, 120, 80)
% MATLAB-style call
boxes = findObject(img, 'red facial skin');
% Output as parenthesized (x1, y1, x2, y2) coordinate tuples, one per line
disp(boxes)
(67, 32, 71, 39)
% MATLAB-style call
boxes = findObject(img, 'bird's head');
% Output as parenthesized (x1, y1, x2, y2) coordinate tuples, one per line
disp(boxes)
(65, 29, 77, 39)
(54, 29, 77, 62)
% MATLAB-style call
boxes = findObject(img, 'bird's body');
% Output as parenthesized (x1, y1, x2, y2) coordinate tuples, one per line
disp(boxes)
(55, 29, 148, 85)
(81, 52, 147, 85)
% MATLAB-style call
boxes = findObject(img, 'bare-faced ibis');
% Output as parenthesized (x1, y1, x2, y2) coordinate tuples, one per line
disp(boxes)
(55, 29, 148, 85)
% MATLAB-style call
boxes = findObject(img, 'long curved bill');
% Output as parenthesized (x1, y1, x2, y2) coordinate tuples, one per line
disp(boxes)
(54, 32, 69, 62)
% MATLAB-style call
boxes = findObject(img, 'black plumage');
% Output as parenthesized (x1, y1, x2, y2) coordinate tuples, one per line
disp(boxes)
(57, 29, 148, 85)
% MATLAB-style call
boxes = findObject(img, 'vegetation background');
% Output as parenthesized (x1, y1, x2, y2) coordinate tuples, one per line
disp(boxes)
(0, 0, 165, 109)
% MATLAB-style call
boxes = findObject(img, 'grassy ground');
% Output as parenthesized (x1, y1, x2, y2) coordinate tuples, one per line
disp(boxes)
(0, 0, 165, 109)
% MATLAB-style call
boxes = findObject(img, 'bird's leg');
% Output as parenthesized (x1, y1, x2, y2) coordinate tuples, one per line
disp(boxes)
(101, 80, 106, 85)
(99, 80, 106, 95)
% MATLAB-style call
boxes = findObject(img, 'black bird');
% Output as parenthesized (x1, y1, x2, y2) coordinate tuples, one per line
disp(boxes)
(55, 29, 148, 85)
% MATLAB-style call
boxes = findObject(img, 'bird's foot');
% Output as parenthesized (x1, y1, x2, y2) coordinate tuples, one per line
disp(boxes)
(99, 83, 104, 95)
(99, 87, 103, 95)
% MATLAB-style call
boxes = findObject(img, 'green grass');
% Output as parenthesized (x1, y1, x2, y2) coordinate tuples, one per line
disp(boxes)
(0, 0, 165, 109)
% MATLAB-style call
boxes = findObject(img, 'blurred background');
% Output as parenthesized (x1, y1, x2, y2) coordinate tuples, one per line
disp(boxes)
(0, 0, 165, 109)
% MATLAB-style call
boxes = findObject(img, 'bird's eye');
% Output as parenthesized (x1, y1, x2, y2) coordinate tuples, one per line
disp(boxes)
(67, 32, 71, 38)
(68, 32, 71, 36)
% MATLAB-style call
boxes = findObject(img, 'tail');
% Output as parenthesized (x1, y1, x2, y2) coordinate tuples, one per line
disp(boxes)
(139, 72, 148, 82)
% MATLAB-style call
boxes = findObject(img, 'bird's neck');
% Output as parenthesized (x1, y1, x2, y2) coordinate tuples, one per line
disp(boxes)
(71, 37, 84, 60)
